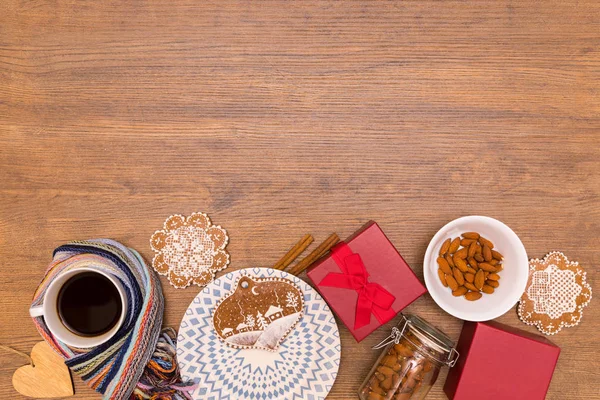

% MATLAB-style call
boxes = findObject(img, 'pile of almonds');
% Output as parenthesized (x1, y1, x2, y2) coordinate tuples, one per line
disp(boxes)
(437, 232, 503, 301)
(360, 332, 436, 400)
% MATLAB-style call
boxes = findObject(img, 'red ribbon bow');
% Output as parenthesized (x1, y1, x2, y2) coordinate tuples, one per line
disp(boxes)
(319, 242, 397, 329)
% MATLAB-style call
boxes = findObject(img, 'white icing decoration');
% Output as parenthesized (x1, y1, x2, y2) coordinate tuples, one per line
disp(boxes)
(518, 252, 592, 335)
(211, 274, 304, 352)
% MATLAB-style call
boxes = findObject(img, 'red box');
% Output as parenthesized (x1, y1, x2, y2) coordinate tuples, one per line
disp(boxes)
(306, 221, 426, 342)
(444, 321, 560, 400)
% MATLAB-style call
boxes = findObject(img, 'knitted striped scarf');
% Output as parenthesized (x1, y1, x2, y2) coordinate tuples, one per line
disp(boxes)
(30, 239, 189, 400)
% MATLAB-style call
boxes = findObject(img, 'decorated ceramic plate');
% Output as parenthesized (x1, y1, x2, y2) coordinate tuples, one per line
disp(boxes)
(177, 267, 341, 400)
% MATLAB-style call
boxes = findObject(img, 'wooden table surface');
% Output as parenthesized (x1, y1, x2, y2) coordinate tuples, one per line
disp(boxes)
(1, 1, 599, 399)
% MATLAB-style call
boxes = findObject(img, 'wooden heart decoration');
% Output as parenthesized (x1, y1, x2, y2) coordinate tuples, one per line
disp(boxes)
(212, 275, 305, 351)
(12, 341, 74, 398)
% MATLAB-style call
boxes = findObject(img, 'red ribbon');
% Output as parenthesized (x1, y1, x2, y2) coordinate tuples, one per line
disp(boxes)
(319, 242, 397, 330)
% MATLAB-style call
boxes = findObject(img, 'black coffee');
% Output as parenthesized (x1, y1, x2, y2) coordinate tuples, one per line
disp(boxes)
(57, 272, 122, 337)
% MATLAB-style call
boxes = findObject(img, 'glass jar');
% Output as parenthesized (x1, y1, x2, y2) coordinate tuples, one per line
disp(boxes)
(358, 314, 459, 400)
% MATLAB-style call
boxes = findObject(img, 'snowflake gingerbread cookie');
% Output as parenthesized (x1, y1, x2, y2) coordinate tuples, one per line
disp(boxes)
(212, 274, 304, 351)
(518, 252, 592, 335)
(150, 212, 230, 289)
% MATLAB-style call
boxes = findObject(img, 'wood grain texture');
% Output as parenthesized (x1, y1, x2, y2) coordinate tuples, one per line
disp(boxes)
(0, 0, 599, 398)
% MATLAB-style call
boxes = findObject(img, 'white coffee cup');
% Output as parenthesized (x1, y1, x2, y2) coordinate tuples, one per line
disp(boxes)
(29, 267, 128, 348)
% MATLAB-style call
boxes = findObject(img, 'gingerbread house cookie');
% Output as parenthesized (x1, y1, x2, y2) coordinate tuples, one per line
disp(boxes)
(212, 275, 304, 351)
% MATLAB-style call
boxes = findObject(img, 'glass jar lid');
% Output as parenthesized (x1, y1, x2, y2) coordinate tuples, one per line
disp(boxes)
(373, 313, 459, 367)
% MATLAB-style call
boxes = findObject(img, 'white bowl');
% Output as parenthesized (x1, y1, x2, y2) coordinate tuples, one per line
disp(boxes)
(423, 216, 528, 322)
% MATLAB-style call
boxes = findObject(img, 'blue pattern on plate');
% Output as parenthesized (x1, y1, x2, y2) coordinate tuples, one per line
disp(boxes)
(177, 268, 341, 400)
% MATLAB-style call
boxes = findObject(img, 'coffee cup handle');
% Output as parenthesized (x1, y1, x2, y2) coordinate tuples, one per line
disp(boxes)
(29, 305, 44, 318)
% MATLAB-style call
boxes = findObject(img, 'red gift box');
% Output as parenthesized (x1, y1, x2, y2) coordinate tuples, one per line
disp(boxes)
(306, 221, 427, 342)
(444, 320, 560, 400)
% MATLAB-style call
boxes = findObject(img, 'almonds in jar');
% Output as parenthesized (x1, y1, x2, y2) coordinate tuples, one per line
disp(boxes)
(359, 314, 458, 400)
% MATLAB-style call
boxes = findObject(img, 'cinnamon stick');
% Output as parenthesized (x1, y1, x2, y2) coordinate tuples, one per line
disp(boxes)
(287, 233, 340, 276)
(272, 234, 314, 270)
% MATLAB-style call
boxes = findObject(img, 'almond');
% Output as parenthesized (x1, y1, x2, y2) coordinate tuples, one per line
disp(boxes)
(452, 286, 468, 296)
(452, 253, 461, 267)
(482, 285, 495, 294)
(439, 238, 451, 256)
(381, 355, 397, 368)
(448, 237, 460, 253)
(487, 273, 500, 281)
(445, 253, 455, 268)
(446, 275, 459, 291)
(483, 245, 492, 262)
(460, 238, 475, 246)
(466, 267, 477, 274)
(479, 237, 494, 248)
(478, 262, 496, 272)
(486, 280, 499, 288)
(453, 267, 465, 286)
(465, 273, 475, 283)
(462, 232, 480, 240)
(464, 291, 482, 301)
(491, 250, 504, 260)
(394, 343, 414, 357)
(475, 269, 485, 290)
(464, 282, 479, 292)
(468, 242, 477, 258)
(454, 258, 469, 273)
(437, 257, 452, 274)
(474, 254, 484, 263)
(438, 269, 448, 287)
(455, 247, 468, 259)
(489, 259, 499, 266)
(467, 257, 478, 269)
(423, 362, 433, 373)
(494, 263, 504, 272)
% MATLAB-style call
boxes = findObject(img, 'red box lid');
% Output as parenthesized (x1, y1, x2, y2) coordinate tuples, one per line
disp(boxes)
(444, 320, 561, 400)
(306, 221, 427, 342)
